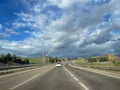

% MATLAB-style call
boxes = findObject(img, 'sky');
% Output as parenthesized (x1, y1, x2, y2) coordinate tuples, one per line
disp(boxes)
(0, 0, 120, 58)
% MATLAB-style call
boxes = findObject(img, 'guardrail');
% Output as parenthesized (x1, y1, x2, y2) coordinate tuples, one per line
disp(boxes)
(0, 64, 47, 75)
(0, 64, 42, 70)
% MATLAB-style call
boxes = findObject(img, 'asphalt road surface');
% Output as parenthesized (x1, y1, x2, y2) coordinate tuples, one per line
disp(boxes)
(0, 64, 120, 90)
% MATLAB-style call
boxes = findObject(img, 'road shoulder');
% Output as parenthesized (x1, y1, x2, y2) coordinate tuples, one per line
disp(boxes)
(69, 63, 120, 79)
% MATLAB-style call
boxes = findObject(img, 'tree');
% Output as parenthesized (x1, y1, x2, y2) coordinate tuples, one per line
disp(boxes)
(13, 54, 17, 63)
(98, 57, 108, 62)
(0, 57, 2, 63)
(16, 58, 24, 64)
(0, 53, 30, 64)
(68, 58, 71, 61)
(55, 57, 58, 63)
(3, 53, 12, 64)
(49, 57, 55, 63)
(0, 55, 5, 63)
(24, 59, 30, 64)
(88, 58, 97, 62)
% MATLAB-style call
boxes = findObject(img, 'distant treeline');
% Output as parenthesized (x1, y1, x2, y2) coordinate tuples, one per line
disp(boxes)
(87, 57, 108, 62)
(0, 53, 29, 64)
(46, 57, 71, 63)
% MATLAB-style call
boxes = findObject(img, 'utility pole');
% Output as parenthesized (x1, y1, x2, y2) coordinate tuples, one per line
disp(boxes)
(42, 45, 45, 64)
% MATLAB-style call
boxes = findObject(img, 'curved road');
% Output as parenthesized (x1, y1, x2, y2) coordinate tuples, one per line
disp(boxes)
(0, 64, 120, 90)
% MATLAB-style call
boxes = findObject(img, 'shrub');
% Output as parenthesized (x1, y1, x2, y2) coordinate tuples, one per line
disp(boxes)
(88, 58, 97, 62)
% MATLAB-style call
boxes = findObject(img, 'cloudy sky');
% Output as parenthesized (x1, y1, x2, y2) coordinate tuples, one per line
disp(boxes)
(0, 0, 120, 58)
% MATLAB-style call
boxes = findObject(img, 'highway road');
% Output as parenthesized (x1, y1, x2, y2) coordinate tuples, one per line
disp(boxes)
(0, 64, 120, 90)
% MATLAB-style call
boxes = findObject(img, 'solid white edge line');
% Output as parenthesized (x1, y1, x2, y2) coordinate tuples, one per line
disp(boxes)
(11, 73, 40, 90)
(73, 76, 79, 82)
(69, 63, 120, 79)
(78, 82, 90, 90)
(64, 66, 90, 90)
(71, 74, 74, 77)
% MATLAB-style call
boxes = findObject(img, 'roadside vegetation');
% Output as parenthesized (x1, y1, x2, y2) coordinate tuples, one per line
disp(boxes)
(0, 53, 29, 65)
(24, 56, 64, 64)
(0, 54, 66, 65)
(72, 54, 120, 71)
(0, 54, 66, 75)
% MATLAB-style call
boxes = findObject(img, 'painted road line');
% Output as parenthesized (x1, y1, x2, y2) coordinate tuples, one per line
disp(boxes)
(78, 82, 89, 90)
(69, 63, 120, 79)
(11, 73, 41, 90)
(11, 65, 54, 90)
(64, 67, 90, 90)
(73, 76, 79, 82)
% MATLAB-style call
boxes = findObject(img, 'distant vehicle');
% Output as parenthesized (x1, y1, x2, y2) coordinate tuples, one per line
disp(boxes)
(56, 63, 62, 67)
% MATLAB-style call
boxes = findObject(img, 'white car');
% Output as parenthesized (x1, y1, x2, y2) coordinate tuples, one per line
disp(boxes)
(56, 63, 62, 67)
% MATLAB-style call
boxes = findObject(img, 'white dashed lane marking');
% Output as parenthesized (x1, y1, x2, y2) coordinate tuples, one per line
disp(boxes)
(64, 67, 90, 90)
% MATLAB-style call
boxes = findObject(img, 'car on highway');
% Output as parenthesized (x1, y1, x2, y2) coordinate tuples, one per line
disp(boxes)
(56, 63, 62, 67)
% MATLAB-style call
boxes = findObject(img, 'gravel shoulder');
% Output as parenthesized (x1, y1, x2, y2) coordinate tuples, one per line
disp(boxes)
(70, 63, 120, 79)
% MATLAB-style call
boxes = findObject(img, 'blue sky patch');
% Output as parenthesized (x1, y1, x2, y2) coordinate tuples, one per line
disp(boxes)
(86, 0, 111, 7)
(103, 14, 111, 22)
(0, 0, 27, 24)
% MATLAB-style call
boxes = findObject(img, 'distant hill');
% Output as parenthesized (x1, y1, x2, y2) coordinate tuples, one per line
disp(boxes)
(104, 54, 119, 60)
(91, 54, 119, 61)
